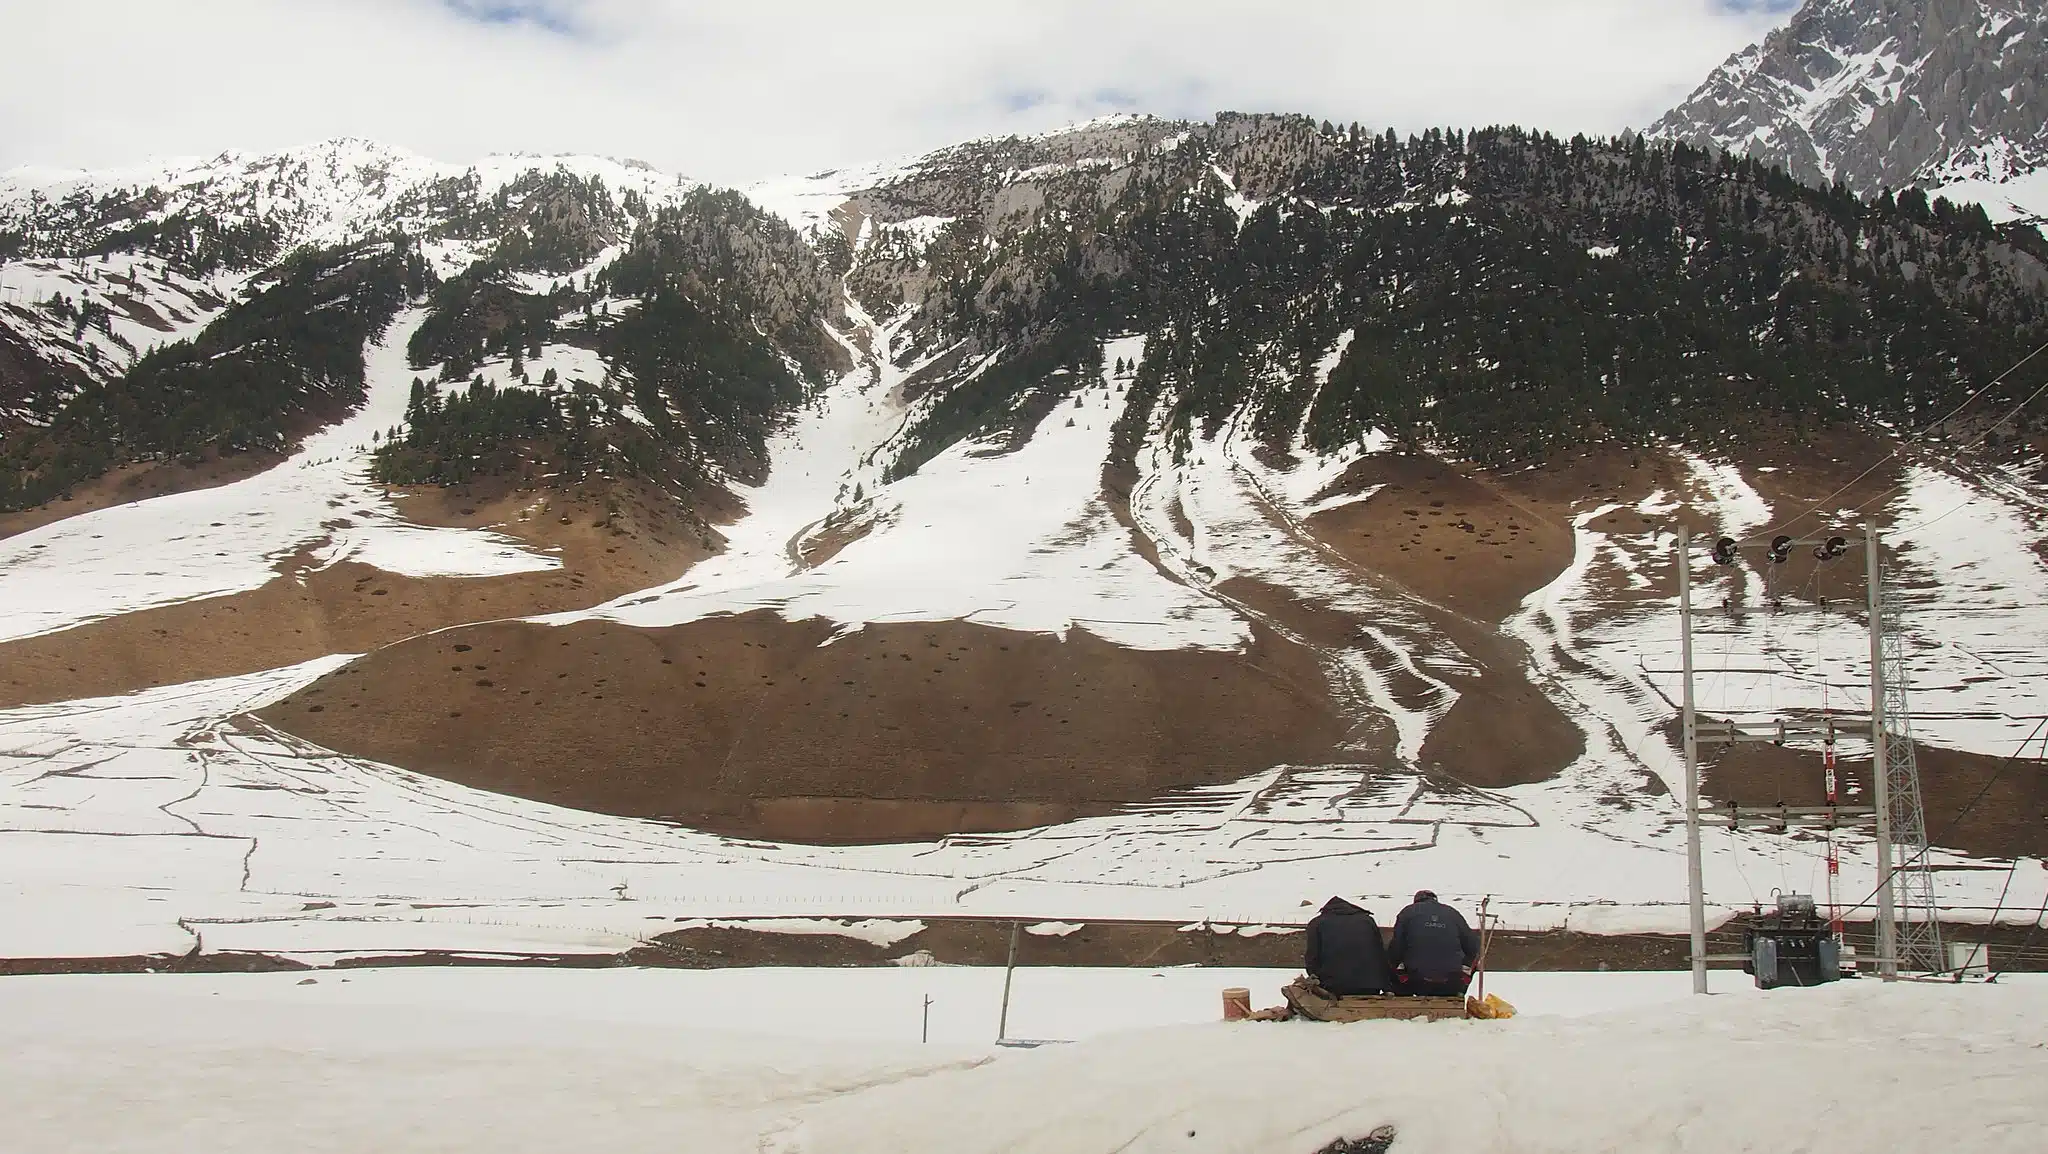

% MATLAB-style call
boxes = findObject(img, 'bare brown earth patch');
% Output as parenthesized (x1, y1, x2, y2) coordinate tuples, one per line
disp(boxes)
(0, 383, 410, 538)
(8, 916, 2043, 973)
(1306, 453, 1576, 623)
(0, 476, 716, 708)
(1414, 643, 1587, 788)
(1220, 452, 1587, 789)
(1686, 715, 2048, 863)
(794, 506, 880, 568)
(259, 612, 1346, 843)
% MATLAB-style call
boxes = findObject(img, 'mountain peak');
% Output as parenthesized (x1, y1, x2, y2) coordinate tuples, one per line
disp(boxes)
(1648, 0, 2047, 198)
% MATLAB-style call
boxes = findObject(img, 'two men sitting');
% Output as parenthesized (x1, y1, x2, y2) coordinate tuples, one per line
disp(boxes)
(1305, 889, 1479, 996)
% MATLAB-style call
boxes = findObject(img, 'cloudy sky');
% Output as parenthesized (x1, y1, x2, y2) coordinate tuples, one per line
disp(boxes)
(1, 0, 1797, 184)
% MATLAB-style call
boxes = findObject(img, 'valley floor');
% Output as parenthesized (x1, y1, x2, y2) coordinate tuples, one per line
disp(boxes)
(4, 966, 2042, 1153)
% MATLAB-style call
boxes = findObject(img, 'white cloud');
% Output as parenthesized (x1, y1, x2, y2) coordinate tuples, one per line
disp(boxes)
(0, 0, 1789, 184)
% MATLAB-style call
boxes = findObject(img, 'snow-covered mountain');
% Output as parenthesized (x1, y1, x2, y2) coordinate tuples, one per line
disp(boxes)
(1649, 0, 2048, 220)
(0, 138, 705, 419)
(4, 115, 2048, 963)
(1, 136, 698, 263)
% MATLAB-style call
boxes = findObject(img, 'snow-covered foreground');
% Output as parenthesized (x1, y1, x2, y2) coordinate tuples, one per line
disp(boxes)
(0, 309, 557, 643)
(4, 657, 2042, 960)
(3, 967, 2041, 1153)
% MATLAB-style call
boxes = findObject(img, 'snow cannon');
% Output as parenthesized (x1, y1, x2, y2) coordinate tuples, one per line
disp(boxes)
(1742, 893, 1842, 990)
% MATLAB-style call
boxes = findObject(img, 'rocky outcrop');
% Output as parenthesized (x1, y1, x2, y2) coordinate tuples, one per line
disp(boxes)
(1649, 0, 2047, 191)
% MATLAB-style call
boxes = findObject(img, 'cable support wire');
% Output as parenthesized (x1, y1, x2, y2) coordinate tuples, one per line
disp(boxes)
(1825, 715, 2048, 940)
(1760, 336, 2048, 539)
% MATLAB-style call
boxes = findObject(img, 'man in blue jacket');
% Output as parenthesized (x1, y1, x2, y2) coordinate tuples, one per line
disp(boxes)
(1303, 896, 1395, 996)
(1388, 889, 1480, 996)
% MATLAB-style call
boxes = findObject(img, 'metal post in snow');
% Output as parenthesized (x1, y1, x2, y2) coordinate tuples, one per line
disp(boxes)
(1866, 522, 1898, 980)
(1680, 525, 1708, 995)
(922, 994, 932, 1044)
(998, 920, 1021, 1043)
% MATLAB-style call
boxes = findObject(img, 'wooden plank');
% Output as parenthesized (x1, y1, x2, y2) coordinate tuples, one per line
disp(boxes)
(1281, 977, 1468, 1022)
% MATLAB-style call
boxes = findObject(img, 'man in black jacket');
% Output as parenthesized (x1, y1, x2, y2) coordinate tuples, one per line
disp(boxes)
(1303, 896, 1395, 995)
(1388, 890, 1480, 996)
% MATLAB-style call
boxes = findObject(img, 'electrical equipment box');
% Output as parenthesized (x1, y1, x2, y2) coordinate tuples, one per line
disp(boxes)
(1742, 894, 1842, 989)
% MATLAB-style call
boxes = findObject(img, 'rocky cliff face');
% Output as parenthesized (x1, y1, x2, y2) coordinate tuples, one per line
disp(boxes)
(1649, 0, 2046, 196)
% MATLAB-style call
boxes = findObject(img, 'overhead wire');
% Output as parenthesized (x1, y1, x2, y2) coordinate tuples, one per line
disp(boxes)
(1758, 335, 2048, 538)
(1828, 713, 2048, 928)
(1992, 878, 2048, 981)
(1889, 368, 2048, 534)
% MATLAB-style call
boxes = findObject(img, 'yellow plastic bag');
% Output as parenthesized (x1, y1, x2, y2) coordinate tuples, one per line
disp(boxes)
(1465, 992, 1518, 1020)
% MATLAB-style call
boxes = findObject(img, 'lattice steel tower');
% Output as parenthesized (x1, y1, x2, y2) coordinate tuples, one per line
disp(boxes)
(1866, 524, 1944, 975)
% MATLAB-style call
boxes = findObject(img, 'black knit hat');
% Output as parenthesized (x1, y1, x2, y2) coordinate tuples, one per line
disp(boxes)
(1414, 889, 1437, 902)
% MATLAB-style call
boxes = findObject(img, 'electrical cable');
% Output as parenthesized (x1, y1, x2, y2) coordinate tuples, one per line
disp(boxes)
(1759, 335, 2048, 538)
(1845, 356, 2048, 531)
(1989, 872, 2048, 983)
(1830, 714, 2048, 923)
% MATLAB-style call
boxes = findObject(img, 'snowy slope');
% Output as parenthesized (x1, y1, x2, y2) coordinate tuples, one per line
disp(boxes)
(0, 309, 556, 643)
(8, 305, 2048, 956)
(0, 252, 240, 398)
(564, 322, 1241, 650)
(745, 114, 1191, 236)
(1, 137, 699, 256)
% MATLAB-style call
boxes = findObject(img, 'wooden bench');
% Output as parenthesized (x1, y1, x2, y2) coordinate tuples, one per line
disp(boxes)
(1280, 976, 1469, 1022)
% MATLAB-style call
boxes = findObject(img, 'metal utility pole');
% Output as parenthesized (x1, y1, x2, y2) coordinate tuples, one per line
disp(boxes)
(1676, 525, 1942, 986)
(1865, 523, 1899, 980)
(997, 920, 1020, 1042)
(1680, 526, 1709, 995)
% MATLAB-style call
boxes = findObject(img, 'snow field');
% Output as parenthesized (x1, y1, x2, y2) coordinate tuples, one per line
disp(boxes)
(793, 976, 2048, 1154)
(575, 325, 1243, 650)
(1933, 162, 2048, 223)
(6, 648, 2041, 962)
(0, 308, 558, 643)
(2, 140, 706, 259)
(0, 253, 242, 386)
(2, 968, 2041, 1153)
(1516, 457, 2048, 780)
